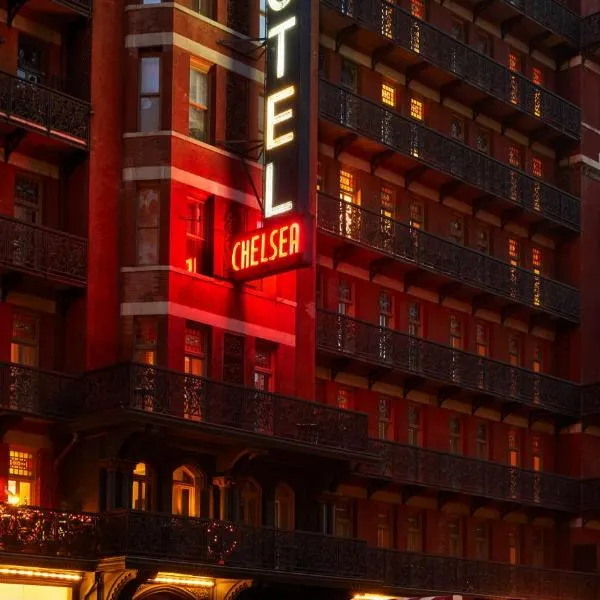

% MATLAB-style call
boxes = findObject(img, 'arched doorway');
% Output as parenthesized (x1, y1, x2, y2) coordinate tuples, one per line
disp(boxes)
(135, 586, 196, 600)
(274, 483, 294, 530)
(239, 479, 261, 526)
(172, 466, 204, 517)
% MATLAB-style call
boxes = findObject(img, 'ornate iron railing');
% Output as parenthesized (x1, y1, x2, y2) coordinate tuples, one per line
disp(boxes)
(318, 193, 580, 323)
(319, 81, 580, 232)
(322, 0, 580, 139)
(0, 362, 77, 418)
(317, 310, 580, 415)
(82, 363, 370, 454)
(0, 503, 96, 559)
(0, 71, 90, 146)
(0, 215, 87, 287)
(365, 439, 581, 512)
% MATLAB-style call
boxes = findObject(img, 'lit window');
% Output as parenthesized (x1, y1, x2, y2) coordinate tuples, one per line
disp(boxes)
(185, 200, 207, 274)
(533, 344, 542, 373)
(381, 81, 396, 107)
(381, 0, 395, 39)
(172, 466, 201, 517)
(136, 188, 159, 266)
(410, 97, 424, 121)
(254, 340, 274, 392)
(189, 65, 210, 142)
(134, 317, 157, 365)
(532, 67, 543, 117)
(316, 160, 323, 192)
(532, 248, 542, 274)
(508, 144, 521, 168)
(339, 169, 355, 202)
(476, 423, 488, 459)
(508, 52, 520, 105)
(378, 396, 392, 440)
(184, 324, 206, 376)
(448, 517, 462, 557)
(408, 404, 421, 445)
(532, 156, 543, 178)
(11, 312, 38, 367)
(410, 0, 424, 52)
(376, 506, 391, 548)
(509, 238, 520, 266)
(508, 52, 520, 73)
(409, 201, 424, 229)
(411, 0, 425, 18)
(508, 524, 520, 564)
(532, 67, 543, 85)
(338, 278, 352, 315)
(14, 174, 41, 225)
(532, 247, 542, 306)
(8, 449, 34, 506)
(339, 169, 359, 237)
(132, 462, 151, 511)
(337, 386, 352, 409)
(380, 185, 394, 219)
(449, 315, 462, 349)
(334, 500, 353, 538)
(139, 56, 161, 131)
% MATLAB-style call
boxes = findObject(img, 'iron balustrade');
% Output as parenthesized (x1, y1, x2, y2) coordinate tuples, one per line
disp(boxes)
(317, 310, 580, 416)
(0, 71, 90, 145)
(0, 362, 77, 418)
(0, 215, 87, 287)
(319, 81, 580, 231)
(82, 363, 370, 454)
(318, 193, 580, 322)
(322, 0, 580, 139)
(365, 439, 581, 512)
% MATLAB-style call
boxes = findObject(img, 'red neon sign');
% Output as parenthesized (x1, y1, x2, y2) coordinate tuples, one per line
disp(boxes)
(230, 218, 309, 281)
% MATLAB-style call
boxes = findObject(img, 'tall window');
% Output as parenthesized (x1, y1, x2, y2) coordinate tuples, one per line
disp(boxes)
(532, 156, 543, 212)
(448, 517, 462, 557)
(508, 334, 521, 367)
(7, 449, 35, 506)
(407, 513, 422, 551)
(476, 322, 489, 357)
(334, 500, 354, 538)
(172, 466, 200, 517)
(139, 55, 161, 131)
(475, 522, 489, 560)
(449, 417, 462, 454)
(192, 0, 212, 16)
(184, 325, 206, 376)
(410, 0, 425, 52)
(408, 302, 422, 372)
(476, 128, 490, 154)
(134, 317, 157, 365)
(532, 67, 543, 117)
(17, 35, 45, 84)
(11, 312, 38, 367)
(508, 429, 520, 467)
(376, 506, 392, 548)
(409, 96, 424, 160)
(275, 483, 294, 530)
(189, 64, 210, 142)
(338, 279, 352, 315)
(381, 81, 396, 107)
(532, 247, 542, 306)
(132, 462, 151, 511)
(450, 115, 465, 141)
(316, 160, 323, 192)
(508, 52, 521, 105)
(240, 480, 261, 526)
(532, 344, 542, 373)
(475, 226, 490, 254)
(339, 169, 359, 237)
(532, 528, 545, 567)
(381, 0, 395, 39)
(254, 341, 274, 392)
(410, 96, 424, 121)
(379, 291, 393, 329)
(185, 199, 208, 274)
(449, 315, 462, 349)
(259, 0, 266, 38)
(408, 404, 421, 446)
(508, 144, 521, 203)
(449, 214, 464, 244)
(409, 199, 424, 256)
(476, 423, 488, 459)
(136, 187, 160, 266)
(509, 238, 519, 266)
(475, 30, 491, 55)
(14, 174, 41, 224)
(508, 524, 520, 564)
(340, 58, 358, 92)
(380, 185, 395, 245)
(336, 387, 352, 410)
(532, 436, 542, 472)
(378, 396, 392, 440)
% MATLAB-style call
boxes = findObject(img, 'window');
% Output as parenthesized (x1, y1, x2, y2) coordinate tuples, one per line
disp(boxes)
(184, 325, 206, 376)
(508, 52, 521, 105)
(381, 0, 395, 38)
(316, 160, 323, 192)
(449, 315, 462, 349)
(474, 226, 490, 253)
(136, 187, 159, 265)
(448, 517, 462, 557)
(337, 387, 352, 410)
(275, 483, 294, 530)
(258, 91, 265, 140)
(508, 144, 521, 168)
(476, 129, 490, 154)
(409, 200, 424, 229)
(339, 169, 359, 237)
(408, 404, 421, 445)
(532, 67, 543, 117)
(508, 524, 520, 564)
(380, 185, 395, 242)
(7, 449, 35, 506)
(475, 30, 491, 56)
(259, 0, 266, 38)
(476, 423, 488, 459)
(532, 156, 543, 178)
(338, 278, 352, 315)
(377, 506, 392, 548)
(509, 238, 520, 266)
(410, 0, 425, 52)
(407, 513, 422, 551)
(532, 247, 542, 306)
(11, 312, 38, 367)
(339, 169, 356, 204)
(341, 58, 358, 92)
(508, 429, 520, 466)
(410, 97, 424, 121)
(134, 317, 157, 365)
(408, 302, 422, 336)
(475, 522, 489, 560)
(476, 323, 488, 357)
(14, 174, 41, 224)
(532, 528, 545, 567)
(449, 417, 462, 454)
(381, 81, 396, 107)
(192, 0, 212, 16)
(334, 500, 354, 538)
(509, 334, 521, 367)
(139, 55, 161, 131)
(132, 462, 151, 511)
(173, 466, 201, 517)
(451, 19, 464, 41)
(189, 64, 210, 142)
(17, 35, 45, 84)
(378, 396, 392, 440)
(185, 199, 209, 274)
(449, 214, 464, 244)
(532, 344, 542, 373)
(532, 436, 542, 471)
(379, 291, 393, 329)
(450, 115, 464, 141)
(254, 341, 274, 392)
(240, 480, 261, 525)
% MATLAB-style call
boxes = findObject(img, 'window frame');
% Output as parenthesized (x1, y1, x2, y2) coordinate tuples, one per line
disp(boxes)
(189, 60, 212, 143)
(139, 54, 162, 132)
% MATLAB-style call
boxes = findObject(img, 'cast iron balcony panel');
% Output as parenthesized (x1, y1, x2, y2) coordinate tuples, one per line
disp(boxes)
(317, 310, 580, 416)
(0, 215, 87, 287)
(319, 81, 580, 232)
(318, 193, 579, 323)
(0, 362, 77, 418)
(321, 0, 580, 139)
(83, 363, 369, 454)
(0, 71, 90, 146)
(365, 439, 581, 512)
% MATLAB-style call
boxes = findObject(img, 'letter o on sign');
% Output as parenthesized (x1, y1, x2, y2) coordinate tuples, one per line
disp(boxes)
(268, 0, 292, 10)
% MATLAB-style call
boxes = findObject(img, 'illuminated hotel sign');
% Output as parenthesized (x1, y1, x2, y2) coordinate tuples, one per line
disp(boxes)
(230, 0, 313, 281)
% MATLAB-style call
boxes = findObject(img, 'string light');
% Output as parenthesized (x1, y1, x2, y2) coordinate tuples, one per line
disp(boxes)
(206, 521, 239, 564)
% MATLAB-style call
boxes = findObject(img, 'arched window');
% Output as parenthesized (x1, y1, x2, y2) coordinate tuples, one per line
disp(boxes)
(239, 479, 261, 526)
(132, 462, 152, 511)
(172, 466, 202, 517)
(274, 483, 294, 530)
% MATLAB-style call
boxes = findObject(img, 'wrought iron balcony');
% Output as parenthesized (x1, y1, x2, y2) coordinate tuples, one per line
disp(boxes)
(0, 362, 77, 418)
(319, 81, 580, 232)
(318, 193, 579, 323)
(0, 71, 90, 147)
(317, 310, 580, 416)
(364, 439, 581, 512)
(321, 0, 580, 139)
(82, 363, 370, 455)
(0, 215, 87, 288)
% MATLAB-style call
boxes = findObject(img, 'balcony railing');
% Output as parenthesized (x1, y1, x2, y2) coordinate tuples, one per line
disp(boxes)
(322, 0, 580, 139)
(0, 215, 87, 287)
(319, 81, 580, 232)
(364, 439, 581, 512)
(82, 363, 370, 454)
(317, 310, 580, 416)
(318, 193, 579, 323)
(0, 71, 90, 146)
(0, 362, 77, 418)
